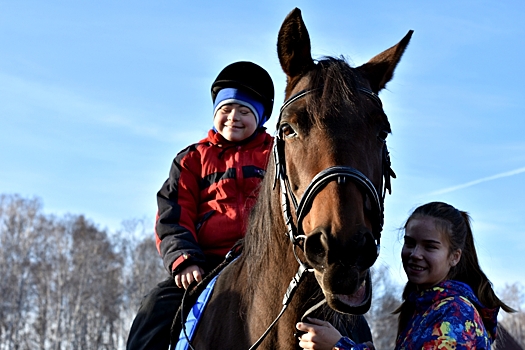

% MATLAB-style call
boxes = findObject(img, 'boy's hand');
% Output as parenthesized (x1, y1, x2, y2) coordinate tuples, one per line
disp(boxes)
(174, 265, 204, 289)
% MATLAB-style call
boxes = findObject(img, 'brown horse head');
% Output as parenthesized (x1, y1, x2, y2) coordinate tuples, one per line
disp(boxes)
(276, 8, 412, 314)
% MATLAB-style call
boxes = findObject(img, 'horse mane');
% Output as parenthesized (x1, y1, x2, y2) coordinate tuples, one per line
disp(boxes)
(241, 158, 281, 297)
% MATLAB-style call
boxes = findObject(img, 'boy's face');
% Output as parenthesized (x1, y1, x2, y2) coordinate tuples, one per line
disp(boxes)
(214, 103, 257, 142)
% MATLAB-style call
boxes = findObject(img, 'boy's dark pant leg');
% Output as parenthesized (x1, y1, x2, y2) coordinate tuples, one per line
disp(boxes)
(127, 277, 184, 350)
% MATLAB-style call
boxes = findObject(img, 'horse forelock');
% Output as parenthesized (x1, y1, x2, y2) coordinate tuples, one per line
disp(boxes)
(305, 57, 364, 128)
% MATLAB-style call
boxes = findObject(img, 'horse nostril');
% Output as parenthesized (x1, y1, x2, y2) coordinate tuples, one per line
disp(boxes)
(356, 231, 378, 269)
(304, 231, 327, 268)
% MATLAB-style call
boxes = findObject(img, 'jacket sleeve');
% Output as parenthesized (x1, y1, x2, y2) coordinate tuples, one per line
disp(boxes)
(333, 337, 372, 350)
(155, 145, 206, 275)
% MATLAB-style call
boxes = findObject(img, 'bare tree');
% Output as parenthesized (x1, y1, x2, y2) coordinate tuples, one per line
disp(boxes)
(117, 218, 167, 347)
(498, 282, 525, 348)
(57, 214, 125, 349)
(31, 214, 64, 350)
(365, 264, 402, 350)
(0, 194, 44, 350)
(0, 194, 167, 349)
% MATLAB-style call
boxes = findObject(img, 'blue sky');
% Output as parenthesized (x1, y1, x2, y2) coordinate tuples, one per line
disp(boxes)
(1, 1, 524, 293)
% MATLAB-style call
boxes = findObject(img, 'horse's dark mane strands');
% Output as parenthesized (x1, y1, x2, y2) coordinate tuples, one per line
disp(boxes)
(307, 58, 361, 127)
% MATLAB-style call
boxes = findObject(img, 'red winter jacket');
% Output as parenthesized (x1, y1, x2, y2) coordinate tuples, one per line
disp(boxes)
(155, 129, 273, 274)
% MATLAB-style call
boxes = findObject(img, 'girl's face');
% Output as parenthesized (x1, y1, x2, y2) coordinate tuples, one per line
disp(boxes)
(401, 216, 461, 290)
(214, 103, 257, 142)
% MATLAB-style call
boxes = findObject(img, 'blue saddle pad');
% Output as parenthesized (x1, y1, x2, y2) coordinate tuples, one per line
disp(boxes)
(173, 274, 219, 350)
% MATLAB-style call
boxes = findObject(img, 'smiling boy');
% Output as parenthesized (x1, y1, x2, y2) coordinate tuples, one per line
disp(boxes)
(127, 61, 274, 350)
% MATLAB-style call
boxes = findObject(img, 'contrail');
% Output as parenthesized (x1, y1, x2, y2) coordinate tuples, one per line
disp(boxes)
(428, 166, 525, 196)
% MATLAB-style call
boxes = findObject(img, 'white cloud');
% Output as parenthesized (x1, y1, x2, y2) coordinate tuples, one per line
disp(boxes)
(428, 166, 525, 195)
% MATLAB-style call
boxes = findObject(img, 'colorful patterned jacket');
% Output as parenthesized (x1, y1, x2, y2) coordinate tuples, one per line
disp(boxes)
(155, 129, 272, 275)
(333, 280, 499, 350)
(395, 280, 498, 349)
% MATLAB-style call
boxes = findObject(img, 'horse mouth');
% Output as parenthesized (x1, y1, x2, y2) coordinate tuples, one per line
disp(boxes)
(323, 271, 372, 315)
(333, 278, 366, 305)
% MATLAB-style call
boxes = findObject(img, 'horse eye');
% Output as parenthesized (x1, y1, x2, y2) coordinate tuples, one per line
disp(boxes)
(378, 130, 389, 142)
(281, 124, 297, 138)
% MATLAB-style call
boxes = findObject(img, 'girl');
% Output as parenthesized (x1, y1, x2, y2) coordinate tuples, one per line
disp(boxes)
(296, 201, 514, 350)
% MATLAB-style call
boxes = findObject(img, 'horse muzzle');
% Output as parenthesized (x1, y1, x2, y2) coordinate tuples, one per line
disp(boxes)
(304, 228, 376, 314)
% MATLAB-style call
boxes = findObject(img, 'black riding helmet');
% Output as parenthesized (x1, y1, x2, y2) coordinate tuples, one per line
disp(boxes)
(211, 61, 275, 119)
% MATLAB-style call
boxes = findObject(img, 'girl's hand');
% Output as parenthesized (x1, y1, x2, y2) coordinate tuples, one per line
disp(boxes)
(296, 317, 342, 350)
(174, 265, 204, 289)
(364, 341, 375, 350)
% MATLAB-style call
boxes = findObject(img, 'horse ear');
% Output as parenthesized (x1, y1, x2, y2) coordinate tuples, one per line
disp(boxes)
(277, 8, 315, 80)
(357, 30, 414, 93)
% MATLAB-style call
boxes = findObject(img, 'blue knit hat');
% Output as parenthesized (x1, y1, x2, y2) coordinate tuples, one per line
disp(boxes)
(213, 88, 267, 128)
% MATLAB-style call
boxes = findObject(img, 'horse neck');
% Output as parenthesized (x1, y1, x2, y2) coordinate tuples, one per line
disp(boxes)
(239, 177, 319, 339)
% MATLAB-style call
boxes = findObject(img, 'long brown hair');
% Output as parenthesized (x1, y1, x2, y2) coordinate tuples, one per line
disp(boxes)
(395, 202, 514, 336)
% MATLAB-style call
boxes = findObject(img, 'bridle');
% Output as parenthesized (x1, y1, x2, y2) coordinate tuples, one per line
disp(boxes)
(273, 86, 396, 264)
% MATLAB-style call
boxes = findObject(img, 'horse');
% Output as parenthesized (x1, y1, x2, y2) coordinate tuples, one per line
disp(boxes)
(177, 8, 412, 350)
